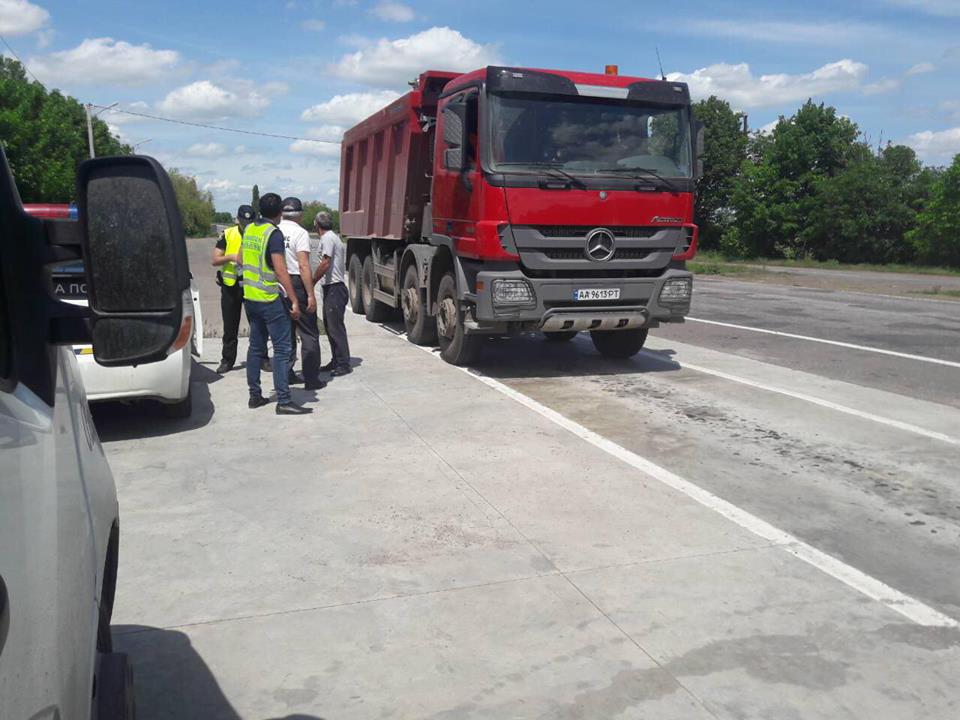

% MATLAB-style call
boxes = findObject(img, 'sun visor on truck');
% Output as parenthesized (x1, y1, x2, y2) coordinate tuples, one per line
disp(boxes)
(482, 66, 690, 106)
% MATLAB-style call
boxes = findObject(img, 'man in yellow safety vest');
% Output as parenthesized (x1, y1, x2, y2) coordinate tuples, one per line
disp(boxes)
(241, 193, 313, 415)
(212, 204, 255, 374)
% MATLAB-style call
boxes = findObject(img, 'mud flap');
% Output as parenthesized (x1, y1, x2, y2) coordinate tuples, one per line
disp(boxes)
(95, 652, 136, 720)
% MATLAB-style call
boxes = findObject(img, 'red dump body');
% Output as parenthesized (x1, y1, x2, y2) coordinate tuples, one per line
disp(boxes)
(340, 71, 457, 241)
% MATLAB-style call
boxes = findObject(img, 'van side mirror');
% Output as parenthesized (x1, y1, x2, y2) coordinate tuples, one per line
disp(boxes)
(77, 156, 191, 366)
(693, 120, 706, 180)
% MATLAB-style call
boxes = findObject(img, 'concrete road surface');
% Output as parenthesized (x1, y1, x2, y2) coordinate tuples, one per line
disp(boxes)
(96, 264, 960, 718)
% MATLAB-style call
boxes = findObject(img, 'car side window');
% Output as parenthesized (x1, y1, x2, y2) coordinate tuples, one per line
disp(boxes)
(0, 248, 11, 381)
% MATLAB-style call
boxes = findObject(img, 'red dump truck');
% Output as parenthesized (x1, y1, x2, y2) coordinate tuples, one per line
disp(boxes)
(339, 65, 702, 364)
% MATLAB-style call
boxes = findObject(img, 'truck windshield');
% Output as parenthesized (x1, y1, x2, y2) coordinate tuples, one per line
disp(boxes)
(488, 93, 692, 178)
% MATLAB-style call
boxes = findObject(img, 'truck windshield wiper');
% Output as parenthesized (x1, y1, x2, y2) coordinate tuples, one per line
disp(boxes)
(596, 166, 679, 192)
(542, 166, 586, 189)
(494, 162, 586, 189)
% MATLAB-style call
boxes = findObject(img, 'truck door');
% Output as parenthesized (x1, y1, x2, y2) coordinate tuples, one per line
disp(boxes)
(433, 89, 481, 254)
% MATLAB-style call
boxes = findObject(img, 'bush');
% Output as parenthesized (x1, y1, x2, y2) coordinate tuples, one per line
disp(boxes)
(168, 170, 215, 237)
(907, 155, 960, 267)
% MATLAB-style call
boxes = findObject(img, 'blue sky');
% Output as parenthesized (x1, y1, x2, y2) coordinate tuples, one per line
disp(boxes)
(2, 0, 959, 210)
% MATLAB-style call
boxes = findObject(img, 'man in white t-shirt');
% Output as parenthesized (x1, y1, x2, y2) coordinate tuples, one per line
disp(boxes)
(312, 212, 351, 376)
(279, 197, 324, 390)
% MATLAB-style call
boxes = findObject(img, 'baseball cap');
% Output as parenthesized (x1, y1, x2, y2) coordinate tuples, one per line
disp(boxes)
(236, 205, 255, 222)
(281, 196, 303, 213)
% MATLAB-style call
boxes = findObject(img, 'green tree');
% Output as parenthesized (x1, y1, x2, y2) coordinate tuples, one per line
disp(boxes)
(301, 200, 340, 233)
(169, 169, 215, 237)
(722, 100, 862, 258)
(692, 97, 747, 250)
(251, 184, 260, 215)
(0, 56, 129, 201)
(907, 154, 960, 267)
(213, 210, 234, 224)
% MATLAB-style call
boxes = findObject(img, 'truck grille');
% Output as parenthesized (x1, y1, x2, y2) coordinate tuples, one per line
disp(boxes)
(532, 225, 659, 239)
(542, 247, 653, 261)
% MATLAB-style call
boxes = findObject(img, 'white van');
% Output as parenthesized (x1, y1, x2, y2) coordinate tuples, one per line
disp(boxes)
(1, 150, 194, 719)
(30, 205, 202, 418)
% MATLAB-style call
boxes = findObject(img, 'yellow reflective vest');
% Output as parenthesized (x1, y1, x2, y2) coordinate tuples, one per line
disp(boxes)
(241, 222, 280, 302)
(221, 225, 243, 287)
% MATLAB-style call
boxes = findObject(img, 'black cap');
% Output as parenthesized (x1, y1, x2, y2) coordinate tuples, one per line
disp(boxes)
(237, 205, 255, 222)
(281, 196, 303, 213)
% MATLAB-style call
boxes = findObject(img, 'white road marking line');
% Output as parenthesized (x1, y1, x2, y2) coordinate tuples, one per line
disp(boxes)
(380, 327, 959, 628)
(696, 276, 960, 305)
(639, 350, 960, 447)
(686, 317, 960, 369)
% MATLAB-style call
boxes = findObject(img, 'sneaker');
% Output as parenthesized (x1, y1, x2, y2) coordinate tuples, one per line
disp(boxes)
(288, 371, 305, 384)
(216, 362, 233, 374)
(276, 402, 313, 415)
(304, 380, 327, 391)
(330, 365, 353, 377)
(248, 395, 270, 409)
(262, 357, 272, 372)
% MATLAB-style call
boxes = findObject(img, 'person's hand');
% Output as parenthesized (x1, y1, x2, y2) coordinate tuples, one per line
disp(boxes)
(289, 302, 301, 321)
(307, 294, 317, 314)
(226, 253, 240, 263)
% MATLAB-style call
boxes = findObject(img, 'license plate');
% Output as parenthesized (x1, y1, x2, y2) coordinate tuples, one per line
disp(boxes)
(573, 288, 620, 301)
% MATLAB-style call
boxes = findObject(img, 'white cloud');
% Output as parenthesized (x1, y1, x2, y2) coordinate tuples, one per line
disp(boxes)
(863, 77, 901, 95)
(203, 178, 250, 193)
(884, 0, 960, 17)
(157, 80, 269, 120)
(942, 100, 960, 122)
(29, 37, 180, 86)
(306, 125, 346, 141)
(905, 62, 936, 76)
(906, 127, 960, 162)
(186, 142, 228, 157)
(680, 18, 888, 46)
(757, 119, 780, 135)
(371, 1, 414, 22)
(302, 19, 325, 31)
(289, 139, 342, 157)
(301, 90, 401, 125)
(667, 59, 868, 109)
(101, 101, 151, 125)
(331, 26, 499, 87)
(0, 0, 49, 36)
(35, 28, 54, 49)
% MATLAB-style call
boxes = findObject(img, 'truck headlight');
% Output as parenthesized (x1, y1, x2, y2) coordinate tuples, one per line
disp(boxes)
(492, 279, 536, 307)
(659, 277, 692, 304)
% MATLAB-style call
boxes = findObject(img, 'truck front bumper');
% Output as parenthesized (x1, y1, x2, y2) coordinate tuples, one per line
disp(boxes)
(468, 268, 692, 333)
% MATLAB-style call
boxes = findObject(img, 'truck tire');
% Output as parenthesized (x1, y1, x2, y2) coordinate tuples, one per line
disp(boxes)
(435, 272, 480, 365)
(162, 386, 192, 419)
(590, 328, 648, 359)
(543, 331, 578, 342)
(402, 264, 436, 345)
(348, 254, 364, 314)
(362, 255, 392, 322)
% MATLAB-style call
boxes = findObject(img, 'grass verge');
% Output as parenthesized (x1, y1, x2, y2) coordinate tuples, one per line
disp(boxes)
(692, 251, 960, 277)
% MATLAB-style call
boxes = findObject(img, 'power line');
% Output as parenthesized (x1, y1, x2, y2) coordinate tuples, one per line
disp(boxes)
(91, 104, 341, 144)
(0, 33, 47, 89)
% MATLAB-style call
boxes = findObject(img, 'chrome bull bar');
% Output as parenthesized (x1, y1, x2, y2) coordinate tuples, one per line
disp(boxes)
(540, 308, 649, 333)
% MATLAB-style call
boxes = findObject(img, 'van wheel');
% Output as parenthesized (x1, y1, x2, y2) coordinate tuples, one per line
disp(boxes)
(590, 328, 648, 359)
(362, 256, 391, 322)
(348, 254, 364, 314)
(402, 264, 436, 345)
(162, 387, 192, 419)
(435, 272, 480, 365)
(544, 331, 578, 342)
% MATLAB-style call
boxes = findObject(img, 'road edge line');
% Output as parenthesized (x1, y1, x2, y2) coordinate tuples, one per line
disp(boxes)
(385, 329, 959, 629)
(639, 350, 960, 447)
(686, 317, 960, 369)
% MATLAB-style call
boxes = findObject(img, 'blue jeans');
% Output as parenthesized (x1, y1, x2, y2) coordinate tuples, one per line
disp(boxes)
(244, 297, 292, 404)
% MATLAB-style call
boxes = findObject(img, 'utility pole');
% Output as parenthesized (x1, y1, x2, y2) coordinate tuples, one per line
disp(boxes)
(85, 104, 96, 159)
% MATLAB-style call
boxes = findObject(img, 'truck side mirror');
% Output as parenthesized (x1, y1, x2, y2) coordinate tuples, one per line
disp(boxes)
(694, 121, 706, 180)
(77, 156, 192, 366)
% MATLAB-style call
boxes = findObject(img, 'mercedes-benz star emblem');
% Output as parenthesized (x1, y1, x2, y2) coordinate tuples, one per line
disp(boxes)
(584, 228, 616, 262)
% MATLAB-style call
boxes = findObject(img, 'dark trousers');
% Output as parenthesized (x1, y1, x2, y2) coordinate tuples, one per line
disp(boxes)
(244, 298, 292, 404)
(285, 275, 321, 384)
(322, 282, 350, 369)
(220, 281, 243, 366)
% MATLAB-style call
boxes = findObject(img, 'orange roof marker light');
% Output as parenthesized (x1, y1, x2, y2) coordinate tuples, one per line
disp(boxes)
(605, 64, 619, 76)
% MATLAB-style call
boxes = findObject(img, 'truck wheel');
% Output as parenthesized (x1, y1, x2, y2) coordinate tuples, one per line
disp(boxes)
(162, 387, 192, 419)
(544, 330, 578, 342)
(402, 264, 436, 345)
(590, 328, 648, 359)
(435, 272, 480, 365)
(362, 256, 392, 322)
(348, 254, 364, 314)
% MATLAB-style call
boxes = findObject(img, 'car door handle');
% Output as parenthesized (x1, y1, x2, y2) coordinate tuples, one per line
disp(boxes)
(0, 575, 9, 656)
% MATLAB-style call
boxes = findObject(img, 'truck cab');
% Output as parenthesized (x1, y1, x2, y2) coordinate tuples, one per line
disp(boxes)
(340, 66, 702, 364)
